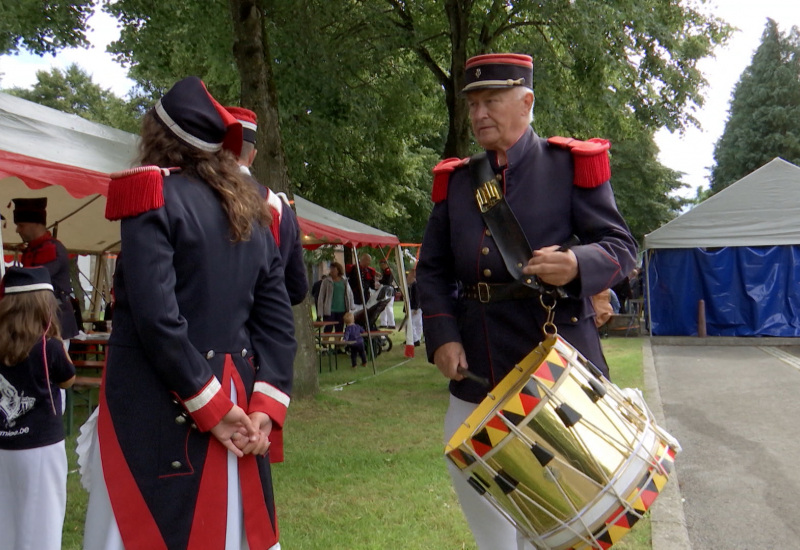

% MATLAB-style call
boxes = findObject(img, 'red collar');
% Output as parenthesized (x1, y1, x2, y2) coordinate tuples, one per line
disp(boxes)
(26, 231, 53, 249)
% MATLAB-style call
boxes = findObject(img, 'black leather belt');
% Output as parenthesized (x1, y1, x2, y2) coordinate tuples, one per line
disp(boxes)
(460, 282, 541, 303)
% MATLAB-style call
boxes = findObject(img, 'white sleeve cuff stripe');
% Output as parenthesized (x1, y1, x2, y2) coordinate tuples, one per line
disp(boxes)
(254, 381, 290, 408)
(184, 377, 223, 413)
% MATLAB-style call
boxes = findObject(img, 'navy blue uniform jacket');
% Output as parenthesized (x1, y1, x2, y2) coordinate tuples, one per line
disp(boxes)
(21, 232, 79, 339)
(99, 170, 297, 549)
(417, 128, 637, 403)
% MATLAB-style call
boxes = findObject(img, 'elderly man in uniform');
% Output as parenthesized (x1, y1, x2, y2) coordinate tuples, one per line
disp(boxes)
(416, 53, 638, 549)
(225, 106, 309, 305)
(13, 198, 80, 342)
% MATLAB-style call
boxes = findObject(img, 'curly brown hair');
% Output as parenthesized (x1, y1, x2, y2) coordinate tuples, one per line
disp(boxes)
(137, 110, 270, 242)
(0, 291, 62, 366)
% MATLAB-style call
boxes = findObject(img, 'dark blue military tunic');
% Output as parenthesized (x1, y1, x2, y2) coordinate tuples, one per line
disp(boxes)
(417, 127, 637, 403)
(21, 232, 79, 339)
(99, 169, 297, 549)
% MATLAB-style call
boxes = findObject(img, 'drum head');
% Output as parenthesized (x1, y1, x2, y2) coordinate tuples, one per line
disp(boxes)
(445, 335, 679, 549)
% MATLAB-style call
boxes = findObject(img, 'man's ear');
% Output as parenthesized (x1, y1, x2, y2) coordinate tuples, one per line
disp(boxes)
(249, 148, 258, 166)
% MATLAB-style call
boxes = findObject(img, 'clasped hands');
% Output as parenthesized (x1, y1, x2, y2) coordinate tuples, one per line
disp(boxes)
(210, 405, 272, 458)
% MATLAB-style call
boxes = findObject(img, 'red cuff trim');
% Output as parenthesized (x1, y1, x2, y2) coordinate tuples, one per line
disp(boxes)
(184, 376, 232, 432)
(269, 426, 285, 463)
(404, 344, 415, 358)
(105, 166, 168, 220)
(547, 136, 611, 188)
(431, 157, 468, 203)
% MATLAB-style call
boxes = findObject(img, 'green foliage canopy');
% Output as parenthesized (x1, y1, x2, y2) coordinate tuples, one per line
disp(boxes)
(0, 0, 93, 55)
(4, 63, 144, 133)
(711, 19, 800, 192)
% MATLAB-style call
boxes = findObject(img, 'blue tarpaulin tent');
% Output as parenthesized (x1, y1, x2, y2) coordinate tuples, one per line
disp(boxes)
(643, 158, 800, 336)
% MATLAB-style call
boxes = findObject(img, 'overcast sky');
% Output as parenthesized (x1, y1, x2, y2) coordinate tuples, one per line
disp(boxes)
(1, 2, 799, 199)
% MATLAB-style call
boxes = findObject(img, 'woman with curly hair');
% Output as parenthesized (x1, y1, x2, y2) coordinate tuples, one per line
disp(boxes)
(82, 77, 296, 550)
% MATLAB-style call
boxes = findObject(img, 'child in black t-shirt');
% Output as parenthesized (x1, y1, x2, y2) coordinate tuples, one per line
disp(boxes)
(0, 266, 76, 550)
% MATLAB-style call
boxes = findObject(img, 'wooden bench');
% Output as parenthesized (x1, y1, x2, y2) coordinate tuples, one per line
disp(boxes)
(603, 313, 640, 337)
(65, 358, 105, 435)
(316, 335, 354, 372)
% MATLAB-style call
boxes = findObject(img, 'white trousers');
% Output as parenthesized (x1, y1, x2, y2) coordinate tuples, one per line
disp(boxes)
(411, 308, 423, 343)
(378, 295, 395, 327)
(0, 441, 67, 550)
(444, 394, 535, 550)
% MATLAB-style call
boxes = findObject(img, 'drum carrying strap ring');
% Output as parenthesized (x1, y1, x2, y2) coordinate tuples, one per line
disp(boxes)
(540, 293, 558, 337)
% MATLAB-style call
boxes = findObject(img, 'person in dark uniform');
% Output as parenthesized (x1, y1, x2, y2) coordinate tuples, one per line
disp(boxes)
(12, 198, 80, 341)
(347, 253, 378, 308)
(377, 258, 396, 328)
(81, 76, 297, 550)
(416, 53, 638, 550)
(225, 106, 309, 306)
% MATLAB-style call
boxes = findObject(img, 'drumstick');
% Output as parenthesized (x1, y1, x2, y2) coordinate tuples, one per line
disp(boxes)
(457, 367, 490, 388)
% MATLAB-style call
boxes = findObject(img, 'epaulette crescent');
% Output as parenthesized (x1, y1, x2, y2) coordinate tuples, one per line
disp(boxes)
(105, 166, 173, 221)
(547, 136, 611, 189)
(431, 157, 470, 203)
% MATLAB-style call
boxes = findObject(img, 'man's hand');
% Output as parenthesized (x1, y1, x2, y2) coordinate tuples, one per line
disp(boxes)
(433, 341, 469, 381)
(232, 411, 273, 457)
(522, 245, 579, 287)
(210, 405, 257, 458)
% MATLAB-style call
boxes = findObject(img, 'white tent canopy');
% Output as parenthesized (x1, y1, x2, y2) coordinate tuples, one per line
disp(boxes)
(0, 91, 399, 254)
(644, 158, 800, 250)
(1, 91, 135, 254)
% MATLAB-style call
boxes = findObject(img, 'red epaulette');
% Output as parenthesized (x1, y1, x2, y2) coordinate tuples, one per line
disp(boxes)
(547, 136, 611, 189)
(431, 157, 470, 203)
(105, 166, 172, 221)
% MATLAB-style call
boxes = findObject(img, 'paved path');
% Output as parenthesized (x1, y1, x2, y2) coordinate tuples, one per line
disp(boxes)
(649, 340, 800, 550)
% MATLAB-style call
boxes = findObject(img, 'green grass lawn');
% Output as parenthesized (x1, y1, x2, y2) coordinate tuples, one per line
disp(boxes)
(62, 331, 650, 549)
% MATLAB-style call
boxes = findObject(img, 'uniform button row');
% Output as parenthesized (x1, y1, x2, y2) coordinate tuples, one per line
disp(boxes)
(205, 349, 248, 359)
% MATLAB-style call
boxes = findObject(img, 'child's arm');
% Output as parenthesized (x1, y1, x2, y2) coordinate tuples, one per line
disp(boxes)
(59, 375, 76, 389)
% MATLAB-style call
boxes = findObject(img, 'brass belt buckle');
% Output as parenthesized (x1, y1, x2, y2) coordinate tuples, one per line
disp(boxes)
(477, 282, 490, 303)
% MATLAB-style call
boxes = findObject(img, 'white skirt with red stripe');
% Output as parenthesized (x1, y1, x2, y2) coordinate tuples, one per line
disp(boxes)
(79, 382, 280, 550)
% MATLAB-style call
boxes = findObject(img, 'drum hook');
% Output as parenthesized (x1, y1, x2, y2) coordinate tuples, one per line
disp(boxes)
(540, 293, 557, 337)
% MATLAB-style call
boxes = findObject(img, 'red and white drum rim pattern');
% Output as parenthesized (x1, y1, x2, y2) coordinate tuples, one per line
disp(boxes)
(445, 335, 681, 550)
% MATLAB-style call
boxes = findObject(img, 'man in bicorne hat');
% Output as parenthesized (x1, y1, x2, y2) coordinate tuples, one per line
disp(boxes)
(417, 53, 638, 549)
(12, 198, 80, 341)
(224, 106, 308, 305)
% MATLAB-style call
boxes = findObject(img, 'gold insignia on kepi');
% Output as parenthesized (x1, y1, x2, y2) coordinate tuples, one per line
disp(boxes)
(462, 53, 533, 93)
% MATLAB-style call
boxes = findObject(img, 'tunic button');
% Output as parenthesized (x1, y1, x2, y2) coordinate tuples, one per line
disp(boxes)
(485, 229, 492, 237)
(483, 269, 492, 278)
(175, 415, 187, 425)
(241, 348, 247, 357)
(205, 350, 215, 360)
(481, 247, 490, 255)
(571, 317, 578, 323)
(171, 461, 182, 470)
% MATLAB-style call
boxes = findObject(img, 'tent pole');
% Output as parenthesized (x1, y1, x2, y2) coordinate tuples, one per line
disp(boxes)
(644, 251, 651, 336)
(394, 246, 414, 357)
(352, 244, 376, 374)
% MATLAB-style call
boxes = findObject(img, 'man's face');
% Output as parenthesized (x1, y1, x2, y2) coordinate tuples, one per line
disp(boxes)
(467, 88, 532, 152)
(359, 255, 371, 267)
(15, 222, 45, 243)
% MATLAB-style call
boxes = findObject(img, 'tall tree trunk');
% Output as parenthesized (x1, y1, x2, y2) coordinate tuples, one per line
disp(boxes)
(228, 0, 318, 398)
(443, 0, 472, 158)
